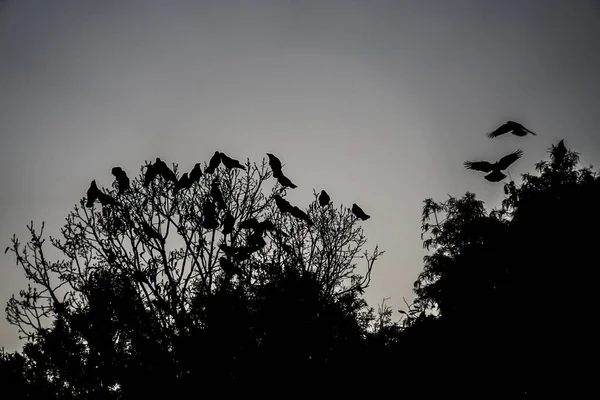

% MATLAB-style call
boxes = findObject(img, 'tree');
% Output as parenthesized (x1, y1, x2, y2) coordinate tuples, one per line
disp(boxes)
(2, 153, 383, 398)
(407, 139, 599, 395)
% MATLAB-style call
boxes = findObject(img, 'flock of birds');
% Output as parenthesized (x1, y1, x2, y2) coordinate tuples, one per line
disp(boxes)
(84, 151, 371, 263)
(464, 120, 537, 182)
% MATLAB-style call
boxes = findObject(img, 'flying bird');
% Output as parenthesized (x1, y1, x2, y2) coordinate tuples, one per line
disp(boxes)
(487, 121, 536, 139)
(276, 172, 297, 189)
(319, 190, 330, 207)
(220, 153, 246, 170)
(205, 151, 222, 174)
(111, 167, 130, 194)
(464, 149, 524, 182)
(352, 204, 370, 221)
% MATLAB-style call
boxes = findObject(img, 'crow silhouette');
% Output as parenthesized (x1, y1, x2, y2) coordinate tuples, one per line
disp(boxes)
(111, 167, 130, 194)
(267, 153, 283, 175)
(487, 121, 536, 138)
(464, 149, 523, 182)
(247, 230, 267, 249)
(290, 205, 313, 225)
(143, 163, 158, 187)
(274, 195, 293, 214)
(319, 190, 330, 207)
(154, 158, 177, 183)
(86, 180, 100, 207)
(222, 213, 235, 235)
(352, 203, 370, 220)
(220, 152, 246, 170)
(205, 151, 222, 174)
(189, 163, 202, 183)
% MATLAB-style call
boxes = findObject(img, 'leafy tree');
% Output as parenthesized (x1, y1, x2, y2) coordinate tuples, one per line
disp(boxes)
(407, 140, 599, 395)
(2, 153, 383, 398)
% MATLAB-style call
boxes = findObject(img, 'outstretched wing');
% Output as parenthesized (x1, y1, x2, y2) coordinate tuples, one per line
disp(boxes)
(497, 149, 523, 170)
(487, 123, 512, 138)
(464, 160, 494, 172)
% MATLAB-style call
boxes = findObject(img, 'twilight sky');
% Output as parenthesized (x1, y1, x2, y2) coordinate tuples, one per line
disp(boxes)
(1, 0, 599, 351)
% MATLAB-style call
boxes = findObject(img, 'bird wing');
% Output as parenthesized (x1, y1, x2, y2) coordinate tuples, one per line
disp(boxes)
(487, 123, 511, 138)
(464, 160, 494, 172)
(497, 149, 523, 170)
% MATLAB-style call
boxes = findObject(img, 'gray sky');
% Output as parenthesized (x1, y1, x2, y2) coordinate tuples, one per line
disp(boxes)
(1, 0, 599, 351)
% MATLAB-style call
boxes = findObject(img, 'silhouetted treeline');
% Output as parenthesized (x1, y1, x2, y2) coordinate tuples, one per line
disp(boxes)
(2, 139, 598, 397)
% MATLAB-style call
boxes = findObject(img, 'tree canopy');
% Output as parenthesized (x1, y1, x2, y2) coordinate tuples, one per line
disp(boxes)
(2, 137, 598, 397)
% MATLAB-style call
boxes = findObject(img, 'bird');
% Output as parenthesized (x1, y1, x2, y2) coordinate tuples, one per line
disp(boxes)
(210, 180, 226, 209)
(487, 121, 536, 139)
(318, 190, 330, 207)
(189, 163, 202, 183)
(141, 220, 163, 243)
(143, 163, 158, 187)
(86, 180, 100, 207)
(154, 158, 178, 183)
(220, 153, 246, 170)
(266, 153, 283, 174)
(173, 173, 192, 195)
(464, 149, 524, 182)
(111, 167, 130, 194)
(289, 206, 313, 226)
(352, 203, 370, 221)
(205, 151, 222, 174)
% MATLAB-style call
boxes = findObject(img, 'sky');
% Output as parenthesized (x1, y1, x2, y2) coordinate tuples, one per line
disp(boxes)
(1, 0, 599, 351)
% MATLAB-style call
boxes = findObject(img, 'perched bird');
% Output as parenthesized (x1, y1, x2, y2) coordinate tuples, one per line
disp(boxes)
(289, 205, 313, 226)
(318, 190, 330, 207)
(267, 153, 283, 175)
(464, 149, 524, 182)
(352, 203, 370, 221)
(220, 152, 246, 170)
(154, 158, 178, 183)
(189, 163, 202, 183)
(143, 163, 158, 187)
(111, 167, 130, 194)
(86, 180, 100, 207)
(274, 195, 293, 214)
(247, 231, 267, 249)
(205, 151, 222, 174)
(487, 121, 536, 138)
(201, 200, 219, 230)
(141, 220, 163, 243)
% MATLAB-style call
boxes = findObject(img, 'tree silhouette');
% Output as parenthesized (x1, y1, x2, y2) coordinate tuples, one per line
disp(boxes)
(2, 153, 383, 398)
(407, 139, 599, 395)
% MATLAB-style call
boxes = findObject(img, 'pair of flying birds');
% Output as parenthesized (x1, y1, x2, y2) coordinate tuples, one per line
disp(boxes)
(464, 121, 536, 182)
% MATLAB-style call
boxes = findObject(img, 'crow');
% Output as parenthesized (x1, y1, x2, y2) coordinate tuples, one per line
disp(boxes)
(274, 195, 293, 214)
(220, 152, 246, 170)
(111, 167, 130, 194)
(141, 220, 163, 243)
(154, 158, 178, 183)
(143, 163, 158, 187)
(352, 203, 370, 220)
(86, 180, 100, 207)
(319, 190, 330, 207)
(205, 151, 222, 174)
(552, 139, 567, 162)
(464, 149, 523, 182)
(210, 180, 226, 209)
(266, 153, 283, 174)
(289, 205, 313, 225)
(487, 121, 536, 139)
(189, 162, 202, 183)
(201, 200, 219, 230)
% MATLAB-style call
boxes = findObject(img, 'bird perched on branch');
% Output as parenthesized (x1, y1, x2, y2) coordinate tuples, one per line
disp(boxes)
(111, 167, 130, 194)
(352, 203, 370, 220)
(319, 190, 331, 207)
(487, 121, 536, 138)
(464, 149, 523, 182)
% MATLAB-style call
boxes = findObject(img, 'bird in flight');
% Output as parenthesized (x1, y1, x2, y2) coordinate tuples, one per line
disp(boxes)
(487, 121, 536, 138)
(464, 149, 524, 182)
